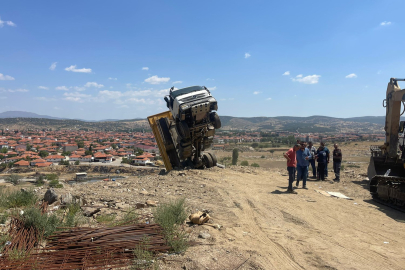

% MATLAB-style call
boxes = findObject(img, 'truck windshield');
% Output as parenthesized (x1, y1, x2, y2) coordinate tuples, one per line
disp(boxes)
(170, 86, 204, 99)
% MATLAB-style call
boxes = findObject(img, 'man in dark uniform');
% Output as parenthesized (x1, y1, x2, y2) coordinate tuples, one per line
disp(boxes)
(333, 143, 342, 182)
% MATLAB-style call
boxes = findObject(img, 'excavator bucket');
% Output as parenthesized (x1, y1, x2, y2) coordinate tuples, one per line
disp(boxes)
(147, 111, 174, 172)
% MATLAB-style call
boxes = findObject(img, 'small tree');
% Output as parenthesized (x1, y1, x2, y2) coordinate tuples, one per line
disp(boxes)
(270, 150, 275, 157)
(35, 175, 45, 186)
(77, 141, 85, 148)
(39, 150, 48, 158)
(74, 160, 80, 165)
(251, 142, 259, 148)
(26, 144, 32, 151)
(232, 148, 239, 165)
(0, 147, 7, 154)
(6, 174, 22, 185)
(85, 150, 93, 156)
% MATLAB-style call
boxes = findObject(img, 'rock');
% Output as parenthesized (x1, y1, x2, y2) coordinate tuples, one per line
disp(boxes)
(116, 202, 130, 210)
(44, 188, 58, 204)
(82, 207, 101, 217)
(146, 200, 157, 207)
(103, 186, 108, 189)
(136, 203, 146, 209)
(140, 190, 148, 195)
(60, 193, 73, 205)
(198, 232, 211, 239)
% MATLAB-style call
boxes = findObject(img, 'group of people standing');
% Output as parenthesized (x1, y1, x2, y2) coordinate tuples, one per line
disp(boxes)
(283, 141, 342, 194)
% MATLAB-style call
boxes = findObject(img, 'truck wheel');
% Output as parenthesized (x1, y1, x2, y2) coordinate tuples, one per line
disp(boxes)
(210, 112, 221, 129)
(203, 153, 214, 168)
(208, 152, 217, 166)
(177, 121, 190, 140)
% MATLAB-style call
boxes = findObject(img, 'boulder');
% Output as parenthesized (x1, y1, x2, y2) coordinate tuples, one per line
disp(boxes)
(146, 200, 157, 207)
(82, 207, 101, 217)
(44, 188, 58, 204)
(198, 232, 211, 239)
(60, 193, 73, 205)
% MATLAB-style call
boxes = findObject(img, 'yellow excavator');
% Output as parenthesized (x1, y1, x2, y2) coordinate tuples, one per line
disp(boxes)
(148, 86, 221, 172)
(368, 78, 405, 211)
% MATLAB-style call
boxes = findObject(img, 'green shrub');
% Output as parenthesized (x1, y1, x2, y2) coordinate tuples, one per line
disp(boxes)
(49, 179, 63, 188)
(341, 165, 345, 171)
(0, 212, 8, 224)
(46, 173, 59, 181)
(5, 174, 22, 185)
(251, 163, 260, 167)
(260, 155, 265, 158)
(59, 160, 70, 166)
(131, 236, 157, 270)
(0, 189, 38, 208)
(74, 160, 80, 165)
(240, 160, 249, 166)
(63, 203, 83, 227)
(35, 175, 45, 186)
(96, 213, 117, 225)
(0, 234, 11, 253)
(154, 198, 188, 252)
(21, 207, 61, 238)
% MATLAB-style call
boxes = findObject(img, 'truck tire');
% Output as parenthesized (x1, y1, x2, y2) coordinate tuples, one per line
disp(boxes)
(210, 112, 221, 129)
(208, 152, 217, 166)
(203, 153, 214, 168)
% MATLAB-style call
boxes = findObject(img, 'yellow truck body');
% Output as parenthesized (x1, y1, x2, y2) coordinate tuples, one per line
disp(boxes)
(147, 111, 173, 172)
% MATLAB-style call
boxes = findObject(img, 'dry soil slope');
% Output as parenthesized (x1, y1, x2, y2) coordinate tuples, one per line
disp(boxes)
(185, 167, 405, 270)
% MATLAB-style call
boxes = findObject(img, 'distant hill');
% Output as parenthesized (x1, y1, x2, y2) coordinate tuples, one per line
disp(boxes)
(0, 111, 392, 133)
(0, 111, 64, 120)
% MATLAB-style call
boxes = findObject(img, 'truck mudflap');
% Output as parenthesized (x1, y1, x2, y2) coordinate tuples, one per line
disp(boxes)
(147, 111, 174, 172)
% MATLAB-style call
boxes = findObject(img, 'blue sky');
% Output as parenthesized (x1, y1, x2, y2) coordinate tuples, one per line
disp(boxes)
(1, 0, 405, 120)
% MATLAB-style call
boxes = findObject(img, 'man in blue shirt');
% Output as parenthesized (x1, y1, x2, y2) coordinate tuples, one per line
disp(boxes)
(295, 142, 311, 189)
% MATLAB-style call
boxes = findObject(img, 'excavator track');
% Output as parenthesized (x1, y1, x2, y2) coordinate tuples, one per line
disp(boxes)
(370, 175, 405, 212)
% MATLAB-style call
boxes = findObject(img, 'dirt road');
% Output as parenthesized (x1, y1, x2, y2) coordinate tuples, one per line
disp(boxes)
(172, 167, 405, 270)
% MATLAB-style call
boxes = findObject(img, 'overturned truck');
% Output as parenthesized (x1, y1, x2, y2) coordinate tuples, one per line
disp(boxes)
(148, 86, 221, 171)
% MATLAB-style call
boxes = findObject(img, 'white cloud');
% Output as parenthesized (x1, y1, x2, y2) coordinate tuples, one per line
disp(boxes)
(377, 70, 382, 75)
(6, 21, 16, 27)
(0, 17, 16, 27)
(65, 65, 92, 73)
(142, 67, 149, 70)
(245, 53, 251, 59)
(292, 74, 321, 84)
(208, 86, 217, 91)
(63, 92, 91, 103)
(206, 78, 215, 81)
(38, 86, 49, 90)
(7, 88, 29, 93)
(108, 77, 117, 80)
(380, 21, 391, 26)
(49, 62, 57, 70)
(84, 82, 104, 88)
(0, 73, 15, 80)
(253, 91, 261, 95)
(0, 97, 7, 99)
(173, 81, 183, 84)
(345, 73, 357, 78)
(72, 86, 86, 91)
(282, 71, 290, 76)
(266, 98, 272, 100)
(34, 97, 56, 101)
(144, 75, 170, 84)
(55, 86, 69, 91)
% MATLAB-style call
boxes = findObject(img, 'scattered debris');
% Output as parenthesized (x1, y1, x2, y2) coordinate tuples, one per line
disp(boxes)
(327, 192, 352, 200)
(189, 211, 210, 225)
(198, 232, 211, 239)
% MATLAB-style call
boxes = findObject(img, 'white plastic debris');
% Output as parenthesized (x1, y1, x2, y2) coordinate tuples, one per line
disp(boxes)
(384, 242, 389, 244)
